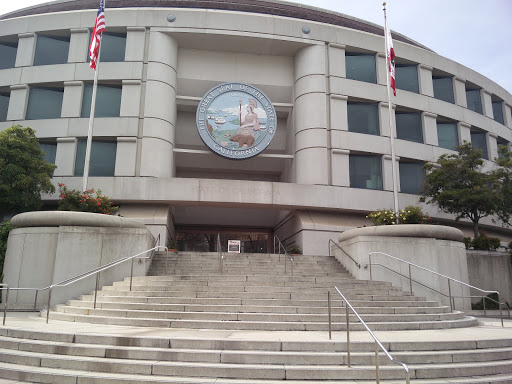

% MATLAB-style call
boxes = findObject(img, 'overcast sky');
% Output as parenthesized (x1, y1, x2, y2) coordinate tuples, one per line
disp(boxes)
(1, 0, 510, 94)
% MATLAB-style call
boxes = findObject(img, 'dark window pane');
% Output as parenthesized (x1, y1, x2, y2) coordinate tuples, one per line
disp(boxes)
(87, 32, 126, 63)
(75, 139, 117, 176)
(26, 87, 63, 120)
(497, 139, 508, 160)
(33, 35, 69, 66)
(39, 142, 57, 164)
(345, 53, 377, 84)
(399, 162, 424, 194)
(466, 89, 482, 114)
(0, 92, 9, 122)
(81, 84, 122, 118)
(437, 122, 458, 150)
(348, 103, 379, 136)
(470, 131, 488, 159)
(396, 112, 423, 143)
(433, 77, 454, 104)
(492, 101, 505, 125)
(349, 155, 382, 190)
(0, 42, 17, 69)
(395, 65, 419, 93)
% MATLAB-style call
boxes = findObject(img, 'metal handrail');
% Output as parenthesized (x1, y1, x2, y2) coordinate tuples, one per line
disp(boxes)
(0, 243, 168, 325)
(369, 251, 506, 327)
(0, 284, 8, 325)
(217, 233, 224, 274)
(273, 235, 294, 275)
(328, 239, 361, 268)
(329, 286, 410, 384)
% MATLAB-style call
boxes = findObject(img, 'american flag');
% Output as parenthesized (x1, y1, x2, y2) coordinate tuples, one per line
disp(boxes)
(89, 0, 105, 70)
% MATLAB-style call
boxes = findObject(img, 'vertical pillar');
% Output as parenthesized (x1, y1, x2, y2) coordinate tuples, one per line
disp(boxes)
(54, 137, 77, 177)
(504, 103, 512, 129)
(15, 33, 36, 67)
(331, 149, 350, 187)
(458, 122, 472, 144)
(115, 137, 137, 176)
(482, 90, 493, 119)
(68, 29, 89, 63)
(7, 84, 29, 121)
(383, 155, 400, 192)
(120, 80, 142, 117)
(418, 64, 434, 97)
(453, 77, 467, 108)
(294, 44, 328, 185)
(488, 133, 498, 162)
(62, 81, 83, 118)
(422, 112, 438, 146)
(376, 53, 387, 86)
(379, 102, 395, 138)
(140, 30, 178, 178)
(125, 27, 146, 62)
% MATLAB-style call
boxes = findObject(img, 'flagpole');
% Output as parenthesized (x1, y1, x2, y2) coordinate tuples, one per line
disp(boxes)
(383, 2, 400, 222)
(82, 0, 105, 192)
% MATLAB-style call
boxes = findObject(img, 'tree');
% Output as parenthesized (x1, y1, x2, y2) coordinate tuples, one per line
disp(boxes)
(493, 145, 512, 227)
(0, 125, 56, 218)
(420, 142, 499, 237)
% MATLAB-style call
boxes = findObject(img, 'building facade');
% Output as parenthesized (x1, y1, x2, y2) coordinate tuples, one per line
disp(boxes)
(0, 0, 511, 254)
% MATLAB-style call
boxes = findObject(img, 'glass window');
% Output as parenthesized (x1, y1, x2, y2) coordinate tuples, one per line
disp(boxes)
(470, 131, 488, 159)
(433, 77, 455, 104)
(33, 35, 69, 66)
(87, 32, 126, 63)
(399, 162, 424, 195)
(0, 42, 17, 69)
(348, 103, 379, 136)
(497, 138, 509, 160)
(396, 112, 423, 143)
(466, 89, 482, 114)
(349, 154, 383, 190)
(39, 142, 57, 164)
(437, 122, 459, 151)
(81, 84, 122, 118)
(0, 92, 9, 122)
(395, 65, 419, 93)
(492, 101, 505, 125)
(26, 87, 64, 120)
(74, 139, 117, 176)
(345, 53, 377, 84)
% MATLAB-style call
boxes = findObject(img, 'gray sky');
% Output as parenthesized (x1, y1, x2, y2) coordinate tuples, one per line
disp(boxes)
(1, 0, 511, 94)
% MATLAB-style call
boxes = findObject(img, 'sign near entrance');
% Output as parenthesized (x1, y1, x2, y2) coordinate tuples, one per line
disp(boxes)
(196, 82, 277, 160)
(228, 240, 241, 253)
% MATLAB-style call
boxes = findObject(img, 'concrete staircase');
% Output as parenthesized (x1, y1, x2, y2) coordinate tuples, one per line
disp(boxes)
(47, 252, 476, 331)
(0, 251, 511, 383)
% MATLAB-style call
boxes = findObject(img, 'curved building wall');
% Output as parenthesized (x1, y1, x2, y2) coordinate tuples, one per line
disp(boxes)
(0, 2, 511, 254)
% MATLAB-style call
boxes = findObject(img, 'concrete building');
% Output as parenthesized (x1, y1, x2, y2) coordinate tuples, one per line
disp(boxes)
(0, 0, 511, 255)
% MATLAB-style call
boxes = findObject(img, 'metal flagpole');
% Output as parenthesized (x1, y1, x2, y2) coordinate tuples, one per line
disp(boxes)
(83, 0, 105, 192)
(383, 2, 400, 222)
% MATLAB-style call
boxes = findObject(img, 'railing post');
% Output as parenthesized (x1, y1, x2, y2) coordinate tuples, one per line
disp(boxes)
(129, 258, 134, 291)
(408, 264, 413, 295)
(346, 303, 351, 367)
(375, 342, 380, 384)
(498, 293, 504, 327)
(447, 278, 453, 312)
(328, 290, 332, 340)
(46, 287, 52, 324)
(3, 287, 9, 326)
(483, 295, 486, 316)
(93, 272, 101, 309)
(33, 290, 38, 311)
(369, 253, 373, 280)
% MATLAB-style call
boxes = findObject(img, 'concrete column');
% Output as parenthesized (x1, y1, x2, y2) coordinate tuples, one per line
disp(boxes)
(330, 95, 348, 131)
(294, 44, 328, 185)
(488, 133, 498, 162)
(125, 27, 146, 62)
(331, 149, 350, 187)
(505, 103, 512, 129)
(141, 31, 178, 178)
(379, 102, 395, 138)
(458, 122, 471, 144)
(62, 81, 83, 118)
(15, 33, 36, 67)
(328, 43, 345, 78)
(422, 112, 438, 146)
(418, 64, 434, 97)
(383, 155, 399, 192)
(54, 137, 77, 177)
(115, 137, 137, 176)
(120, 80, 142, 117)
(454, 77, 467, 108)
(376, 53, 386, 86)
(7, 84, 29, 121)
(68, 28, 89, 63)
(482, 90, 493, 119)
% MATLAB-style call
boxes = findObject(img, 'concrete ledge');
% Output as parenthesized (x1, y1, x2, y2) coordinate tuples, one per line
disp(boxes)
(11, 211, 146, 229)
(339, 224, 464, 243)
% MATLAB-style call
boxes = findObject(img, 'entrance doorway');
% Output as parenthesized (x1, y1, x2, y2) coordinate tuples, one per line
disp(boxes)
(175, 226, 271, 253)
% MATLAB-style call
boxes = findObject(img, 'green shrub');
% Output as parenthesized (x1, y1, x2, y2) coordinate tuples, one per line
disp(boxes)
(463, 237, 472, 249)
(58, 183, 118, 215)
(470, 233, 501, 251)
(287, 245, 302, 254)
(367, 205, 430, 226)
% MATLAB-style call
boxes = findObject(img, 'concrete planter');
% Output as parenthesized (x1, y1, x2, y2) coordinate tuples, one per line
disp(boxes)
(3, 211, 155, 309)
(333, 224, 471, 310)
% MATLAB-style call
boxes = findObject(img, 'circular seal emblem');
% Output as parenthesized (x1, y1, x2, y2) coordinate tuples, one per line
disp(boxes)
(196, 82, 277, 160)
